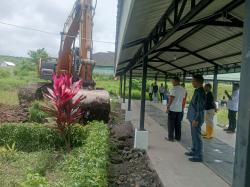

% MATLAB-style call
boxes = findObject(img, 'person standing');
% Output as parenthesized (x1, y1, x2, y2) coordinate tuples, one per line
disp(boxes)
(149, 83, 153, 101)
(153, 82, 159, 102)
(159, 83, 165, 102)
(224, 83, 240, 133)
(203, 83, 217, 139)
(185, 74, 206, 162)
(165, 77, 186, 142)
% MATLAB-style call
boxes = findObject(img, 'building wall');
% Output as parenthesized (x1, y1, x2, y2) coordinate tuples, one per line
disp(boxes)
(93, 66, 114, 75)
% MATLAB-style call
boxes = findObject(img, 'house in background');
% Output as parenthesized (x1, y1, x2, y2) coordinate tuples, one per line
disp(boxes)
(93, 52, 114, 75)
(0, 61, 16, 68)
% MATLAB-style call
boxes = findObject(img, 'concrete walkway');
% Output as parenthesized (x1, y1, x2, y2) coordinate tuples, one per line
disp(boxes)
(124, 100, 230, 187)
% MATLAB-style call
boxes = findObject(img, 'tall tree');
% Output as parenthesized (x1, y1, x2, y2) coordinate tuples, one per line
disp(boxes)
(28, 48, 49, 63)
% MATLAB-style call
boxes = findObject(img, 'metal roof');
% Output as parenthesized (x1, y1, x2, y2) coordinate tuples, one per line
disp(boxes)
(115, 0, 245, 78)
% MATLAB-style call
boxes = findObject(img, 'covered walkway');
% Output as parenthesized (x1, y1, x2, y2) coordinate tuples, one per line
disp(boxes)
(115, 0, 250, 186)
(125, 99, 229, 187)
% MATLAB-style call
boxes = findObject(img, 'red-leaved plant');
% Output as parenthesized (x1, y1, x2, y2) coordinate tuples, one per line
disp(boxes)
(43, 74, 85, 152)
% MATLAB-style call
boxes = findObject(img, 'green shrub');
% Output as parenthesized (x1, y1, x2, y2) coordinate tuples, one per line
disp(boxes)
(62, 121, 109, 187)
(132, 79, 141, 90)
(0, 123, 88, 152)
(21, 173, 48, 187)
(0, 68, 10, 78)
(28, 101, 47, 123)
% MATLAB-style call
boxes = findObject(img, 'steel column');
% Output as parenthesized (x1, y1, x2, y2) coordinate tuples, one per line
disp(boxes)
(213, 66, 218, 101)
(128, 70, 132, 111)
(140, 43, 148, 131)
(123, 74, 126, 103)
(233, 1, 250, 186)
(164, 75, 168, 88)
(119, 75, 123, 98)
(183, 71, 186, 83)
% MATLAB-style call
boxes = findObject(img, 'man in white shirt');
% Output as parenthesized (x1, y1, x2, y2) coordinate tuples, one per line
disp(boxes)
(224, 83, 240, 133)
(165, 76, 186, 141)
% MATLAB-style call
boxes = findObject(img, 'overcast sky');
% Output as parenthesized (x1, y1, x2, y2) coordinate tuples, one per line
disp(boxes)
(0, 0, 117, 57)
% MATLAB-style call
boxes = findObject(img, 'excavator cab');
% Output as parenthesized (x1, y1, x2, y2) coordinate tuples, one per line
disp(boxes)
(38, 57, 57, 80)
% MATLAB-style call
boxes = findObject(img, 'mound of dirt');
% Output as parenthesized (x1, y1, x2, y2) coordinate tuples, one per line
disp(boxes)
(18, 83, 52, 106)
(108, 104, 163, 187)
(0, 104, 28, 123)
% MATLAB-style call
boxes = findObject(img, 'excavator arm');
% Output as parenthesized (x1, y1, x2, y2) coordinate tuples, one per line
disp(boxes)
(57, 0, 95, 86)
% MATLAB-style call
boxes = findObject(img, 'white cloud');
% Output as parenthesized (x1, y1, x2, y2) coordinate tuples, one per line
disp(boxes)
(0, 0, 117, 57)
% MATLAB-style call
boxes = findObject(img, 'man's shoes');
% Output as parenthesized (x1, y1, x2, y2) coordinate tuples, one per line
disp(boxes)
(223, 128, 230, 131)
(226, 130, 235, 134)
(185, 152, 194, 156)
(189, 157, 203, 162)
(203, 136, 213, 139)
(165, 137, 175, 142)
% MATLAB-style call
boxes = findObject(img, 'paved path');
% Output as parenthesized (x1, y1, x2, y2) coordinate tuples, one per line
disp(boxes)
(126, 100, 230, 187)
(147, 103, 234, 184)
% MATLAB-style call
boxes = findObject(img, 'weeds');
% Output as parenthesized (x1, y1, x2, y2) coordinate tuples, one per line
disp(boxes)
(28, 101, 47, 123)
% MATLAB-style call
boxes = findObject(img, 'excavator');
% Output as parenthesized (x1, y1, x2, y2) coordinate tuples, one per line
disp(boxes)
(39, 0, 94, 86)
(37, 0, 110, 122)
(57, 0, 95, 86)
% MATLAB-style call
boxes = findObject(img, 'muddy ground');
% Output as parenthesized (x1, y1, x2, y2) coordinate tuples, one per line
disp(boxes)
(0, 103, 28, 123)
(108, 102, 163, 187)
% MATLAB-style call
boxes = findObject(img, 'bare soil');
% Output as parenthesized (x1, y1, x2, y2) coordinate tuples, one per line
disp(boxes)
(0, 104, 28, 123)
(108, 102, 163, 187)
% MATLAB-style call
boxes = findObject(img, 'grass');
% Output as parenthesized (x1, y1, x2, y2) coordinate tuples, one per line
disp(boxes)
(94, 74, 234, 126)
(0, 89, 19, 105)
(0, 121, 109, 187)
(217, 107, 228, 127)
(0, 61, 47, 105)
(0, 150, 60, 187)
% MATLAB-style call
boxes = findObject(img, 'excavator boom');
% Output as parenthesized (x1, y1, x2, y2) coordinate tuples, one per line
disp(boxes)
(57, 0, 95, 86)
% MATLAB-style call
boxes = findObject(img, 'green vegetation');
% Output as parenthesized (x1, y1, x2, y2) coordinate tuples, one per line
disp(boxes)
(28, 101, 48, 123)
(0, 55, 30, 64)
(94, 73, 233, 126)
(28, 48, 49, 63)
(0, 149, 59, 187)
(60, 121, 109, 186)
(0, 121, 109, 186)
(0, 89, 19, 105)
(217, 107, 229, 127)
(0, 123, 88, 152)
(94, 74, 232, 101)
(0, 60, 47, 105)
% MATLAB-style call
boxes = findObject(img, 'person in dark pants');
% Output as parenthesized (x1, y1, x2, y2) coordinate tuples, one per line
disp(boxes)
(165, 77, 186, 142)
(153, 82, 159, 102)
(159, 83, 165, 102)
(224, 83, 240, 133)
(185, 74, 206, 162)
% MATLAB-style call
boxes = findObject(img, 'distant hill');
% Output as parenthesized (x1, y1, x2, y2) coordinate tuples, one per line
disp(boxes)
(93, 52, 114, 67)
(0, 52, 115, 67)
(0, 55, 30, 64)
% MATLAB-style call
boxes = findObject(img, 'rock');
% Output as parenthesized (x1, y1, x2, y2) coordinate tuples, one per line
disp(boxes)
(76, 89, 110, 123)
(111, 123, 134, 140)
